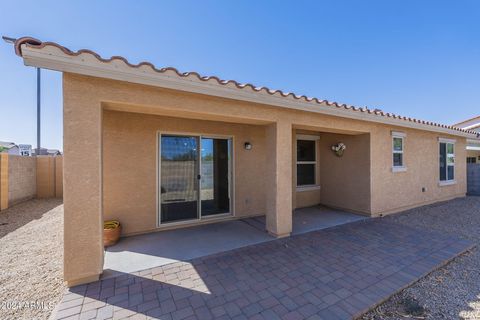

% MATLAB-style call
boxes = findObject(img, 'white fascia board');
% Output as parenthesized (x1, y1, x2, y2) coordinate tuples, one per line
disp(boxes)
(467, 138, 480, 144)
(438, 137, 457, 144)
(391, 131, 406, 137)
(21, 45, 477, 138)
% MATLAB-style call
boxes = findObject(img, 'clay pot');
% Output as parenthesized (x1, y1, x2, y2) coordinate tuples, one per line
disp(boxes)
(103, 220, 121, 247)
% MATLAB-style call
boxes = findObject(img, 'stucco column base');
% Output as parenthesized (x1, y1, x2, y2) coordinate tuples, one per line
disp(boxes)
(268, 230, 291, 238)
(66, 274, 100, 287)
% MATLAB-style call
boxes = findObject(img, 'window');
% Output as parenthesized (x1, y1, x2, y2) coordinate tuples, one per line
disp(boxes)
(439, 139, 455, 183)
(467, 157, 477, 164)
(296, 137, 317, 187)
(392, 132, 406, 172)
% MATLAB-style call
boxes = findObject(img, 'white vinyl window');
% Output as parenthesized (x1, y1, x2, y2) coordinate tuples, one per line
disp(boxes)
(439, 138, 455, 184)
(392, 132, 406, 172)
(296, 135, 320, 190)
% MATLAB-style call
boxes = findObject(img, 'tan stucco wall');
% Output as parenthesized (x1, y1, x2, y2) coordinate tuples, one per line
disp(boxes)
(370, 127, 467, 215)
(8, 155, 36, 205)
(63, 73, 468, 285)
(103, 111, 267, 235)
(319, 133, 371, 214)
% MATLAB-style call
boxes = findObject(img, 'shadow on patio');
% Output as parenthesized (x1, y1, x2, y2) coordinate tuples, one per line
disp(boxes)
(103, 206, 367, 277)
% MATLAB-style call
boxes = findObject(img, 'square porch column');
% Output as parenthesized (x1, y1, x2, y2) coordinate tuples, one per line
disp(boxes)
(265, 121, 293, 237)
(63, 74, 104, 287)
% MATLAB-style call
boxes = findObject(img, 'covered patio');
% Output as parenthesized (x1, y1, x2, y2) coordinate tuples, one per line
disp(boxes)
(103, 206, 367, 277)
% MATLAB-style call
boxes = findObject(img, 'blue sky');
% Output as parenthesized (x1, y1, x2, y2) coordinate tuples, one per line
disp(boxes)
(1, 1, 479, 151)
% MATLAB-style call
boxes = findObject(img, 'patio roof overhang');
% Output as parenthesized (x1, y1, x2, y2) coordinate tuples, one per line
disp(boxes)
(12, 36, 480, 139)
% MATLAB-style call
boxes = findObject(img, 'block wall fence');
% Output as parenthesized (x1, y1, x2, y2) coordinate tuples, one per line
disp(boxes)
(0, 154, 62, 210)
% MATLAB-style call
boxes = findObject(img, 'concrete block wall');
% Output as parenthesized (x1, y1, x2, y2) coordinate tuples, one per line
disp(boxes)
(8, 155, 36, 205)
(0, 154, 8, 210)
(0, 155, 63, 211)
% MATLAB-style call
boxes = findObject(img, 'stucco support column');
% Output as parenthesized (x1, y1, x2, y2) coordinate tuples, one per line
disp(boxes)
(265, 120, 293, 237)
(63, 74, 103, 287)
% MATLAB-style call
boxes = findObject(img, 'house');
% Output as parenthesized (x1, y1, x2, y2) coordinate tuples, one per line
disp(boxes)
(32, 148, 62, 156)
(12, 37, 480, 286)
(0, 141, 20, 155)
(453, 116, 480, 195)
(453, 116, 480, 163)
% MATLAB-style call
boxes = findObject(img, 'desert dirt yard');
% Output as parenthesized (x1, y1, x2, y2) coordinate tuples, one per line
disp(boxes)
(0, 197, 479, 319)
(0, 199, 65, 320)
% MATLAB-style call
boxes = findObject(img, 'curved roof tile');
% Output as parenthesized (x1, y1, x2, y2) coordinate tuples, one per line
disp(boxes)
(13, 36, 479, 136)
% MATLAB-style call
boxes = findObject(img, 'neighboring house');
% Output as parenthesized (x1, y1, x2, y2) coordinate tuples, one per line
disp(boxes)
(32, 148, 62, 156)
(453, 116, 480, 163)
(12, 37, 480, 286)
(47, 149, 62, 156)
(0, 141, 20, 155)
(453, 116, 480, 196)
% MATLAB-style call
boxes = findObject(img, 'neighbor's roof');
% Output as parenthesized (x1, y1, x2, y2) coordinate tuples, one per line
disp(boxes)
(453, 115, 480, 130)
(12, 36, 480, 138)
(0, 141, 17, 149)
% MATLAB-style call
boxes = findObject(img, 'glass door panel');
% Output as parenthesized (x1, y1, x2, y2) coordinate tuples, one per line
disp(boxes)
(201, 138, 231, 216)
(160, 135, 199, 223)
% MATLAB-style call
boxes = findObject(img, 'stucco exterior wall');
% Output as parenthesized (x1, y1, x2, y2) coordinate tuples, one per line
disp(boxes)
(63, 73, 469, 285)
(370, 127, 467, 215)
(319, 133, 371, 214)
(103, 111, 267, 236)
(8, 155, 36, 205)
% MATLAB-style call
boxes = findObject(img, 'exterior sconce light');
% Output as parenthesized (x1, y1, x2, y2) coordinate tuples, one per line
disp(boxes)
(331, 142, 346, 157)
(244, 142, 252, 150)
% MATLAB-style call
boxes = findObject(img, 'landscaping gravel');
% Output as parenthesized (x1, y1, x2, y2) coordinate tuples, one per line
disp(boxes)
(362, 196, 480, 320)
(0, 199, 65, 320)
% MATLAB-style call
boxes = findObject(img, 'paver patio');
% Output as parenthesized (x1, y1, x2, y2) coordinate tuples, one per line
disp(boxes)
(53, 218, 473, 320)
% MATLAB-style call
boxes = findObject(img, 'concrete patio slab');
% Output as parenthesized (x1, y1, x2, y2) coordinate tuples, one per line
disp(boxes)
(103, 219, 273, 276)
(56, 217, 473, 320)
(104, 206, 367, 276)
(244, 206, 367, 235)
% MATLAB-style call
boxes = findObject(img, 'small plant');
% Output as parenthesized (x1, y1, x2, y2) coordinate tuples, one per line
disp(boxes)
(331, 143, 346, 157)
(103, 220, 121, 247)
(104, 220, 120, 230)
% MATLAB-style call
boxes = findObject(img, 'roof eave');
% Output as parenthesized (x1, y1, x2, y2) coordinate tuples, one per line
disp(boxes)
(19, 43, 478, 139)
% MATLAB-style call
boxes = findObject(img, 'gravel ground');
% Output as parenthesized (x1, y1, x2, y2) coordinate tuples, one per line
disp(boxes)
(0, 199, 65, 320)
(362, 196, 480, 320)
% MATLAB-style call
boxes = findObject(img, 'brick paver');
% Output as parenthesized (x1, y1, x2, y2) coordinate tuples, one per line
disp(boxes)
(53, 218, 472, 319)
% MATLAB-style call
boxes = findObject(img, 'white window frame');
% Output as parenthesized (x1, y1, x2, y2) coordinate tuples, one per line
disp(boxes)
(391, 131, 406, 172)
(296, 134, 320, 191)
(438, 138, 456, 186)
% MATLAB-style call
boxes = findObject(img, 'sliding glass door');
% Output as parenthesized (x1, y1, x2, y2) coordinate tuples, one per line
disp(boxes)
(160, 135, 199, 223)
(159, 134, 232, 224)
(200, 138, 231, 216)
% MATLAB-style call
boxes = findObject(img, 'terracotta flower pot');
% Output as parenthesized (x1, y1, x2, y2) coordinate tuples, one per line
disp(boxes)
(103, 220, 121, 247)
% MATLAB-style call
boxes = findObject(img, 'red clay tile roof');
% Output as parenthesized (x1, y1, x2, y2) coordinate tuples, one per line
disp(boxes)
(13, 36, 480, 136)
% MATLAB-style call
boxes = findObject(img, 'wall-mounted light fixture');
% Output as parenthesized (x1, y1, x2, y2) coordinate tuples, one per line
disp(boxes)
(244, 142, 252, 150)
